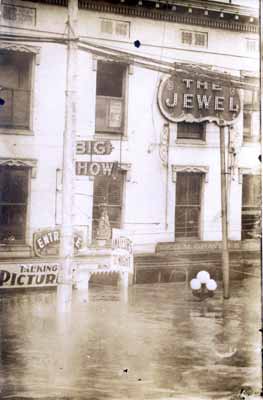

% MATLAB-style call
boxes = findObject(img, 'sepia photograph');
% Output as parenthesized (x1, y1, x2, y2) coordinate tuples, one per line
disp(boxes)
(0, 0, 262, 399)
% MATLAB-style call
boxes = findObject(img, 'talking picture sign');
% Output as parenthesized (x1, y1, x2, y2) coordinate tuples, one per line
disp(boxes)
(158, 73, 241, 125)
(0, 263, 59, 288)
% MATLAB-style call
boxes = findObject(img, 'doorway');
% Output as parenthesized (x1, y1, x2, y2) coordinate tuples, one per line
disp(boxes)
(175, 173, 203, 239)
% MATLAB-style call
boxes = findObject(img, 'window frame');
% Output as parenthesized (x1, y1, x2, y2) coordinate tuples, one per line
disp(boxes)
(176, 122, 206, 143)
(99, 18, 130, 40)
(245, 38, 258, 54)
(95, 59, 128, 137)
(91, 170, 126, 242)
(0, 43, 39, 136)
(181, 30, 208, 48)
(0, 166, 30, 244)
(243, 87, 260, 143)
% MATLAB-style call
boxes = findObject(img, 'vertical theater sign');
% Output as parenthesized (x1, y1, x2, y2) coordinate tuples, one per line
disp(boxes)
(158, 69, 241, 299)
(158, 72, 241, 124)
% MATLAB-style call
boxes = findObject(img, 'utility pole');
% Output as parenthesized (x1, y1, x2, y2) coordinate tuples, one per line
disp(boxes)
(57, 0, 78, 308)
(219, 125, 230, 299)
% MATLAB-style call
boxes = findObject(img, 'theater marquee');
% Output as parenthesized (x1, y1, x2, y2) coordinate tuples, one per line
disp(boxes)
(158, 73, 241, 125)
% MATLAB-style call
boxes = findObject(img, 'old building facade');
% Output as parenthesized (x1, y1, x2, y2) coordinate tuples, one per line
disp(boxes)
(0, 0, 260, 260)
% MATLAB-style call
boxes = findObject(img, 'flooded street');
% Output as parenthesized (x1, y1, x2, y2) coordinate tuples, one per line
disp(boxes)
(0, 276, 261, 400)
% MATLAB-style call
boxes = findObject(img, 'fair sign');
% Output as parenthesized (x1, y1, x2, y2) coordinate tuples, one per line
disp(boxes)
(158, 73, 241, 125)
(111, 229, 133, 273)
(0, 263, 59, 289)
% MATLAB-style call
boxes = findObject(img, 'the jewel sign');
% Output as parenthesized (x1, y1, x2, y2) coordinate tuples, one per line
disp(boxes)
(158, 74, 241, 125)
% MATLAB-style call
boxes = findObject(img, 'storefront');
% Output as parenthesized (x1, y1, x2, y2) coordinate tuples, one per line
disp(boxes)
(0, 0, 260, 269)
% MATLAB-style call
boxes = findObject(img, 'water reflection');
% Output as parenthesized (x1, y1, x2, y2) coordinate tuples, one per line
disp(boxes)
(0, 277, 261, 399)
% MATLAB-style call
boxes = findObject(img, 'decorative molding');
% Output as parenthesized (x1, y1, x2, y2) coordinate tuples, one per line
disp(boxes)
(79, 1, 258, 33)
(172, 165, 209, 183)
(159, 123, 170, 167)
(0, 158, 38, 178)
(118, 162, 132, 182)
(0, 42, 41, 65)
(238, 167, 261, 184)
(23, 0, 258, 33)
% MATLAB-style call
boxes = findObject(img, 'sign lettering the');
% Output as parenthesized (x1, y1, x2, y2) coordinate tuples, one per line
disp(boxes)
(158, 74, 241, 125)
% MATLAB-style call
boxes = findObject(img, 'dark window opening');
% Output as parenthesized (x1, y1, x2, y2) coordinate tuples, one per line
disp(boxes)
(177, 122, 205, 141)
(0, 50, 32, 129)
(96, 61, 124, 98)
(243, 87, 260, 143)
(92, 171, 124, 241)
(95, 61, 126, 134)
(0, 166, 29, 242)
(242, 174, 261, 240)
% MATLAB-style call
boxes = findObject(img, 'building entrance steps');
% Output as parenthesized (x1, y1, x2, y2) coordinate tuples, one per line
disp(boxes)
(134, 240, 260, 285)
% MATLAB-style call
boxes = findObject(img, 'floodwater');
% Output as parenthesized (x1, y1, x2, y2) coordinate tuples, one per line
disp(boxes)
(0, 276, 261, 400)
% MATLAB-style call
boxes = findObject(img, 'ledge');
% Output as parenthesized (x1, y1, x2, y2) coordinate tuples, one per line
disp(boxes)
(0, 128, 34, 136)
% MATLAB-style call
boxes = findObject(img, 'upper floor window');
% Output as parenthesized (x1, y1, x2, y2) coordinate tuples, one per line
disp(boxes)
(100, 19, 130, 40)
(246, 38, 258, 54)
(243, 88, 260, 143)
(0, 50, 32, 129)
(95, 60, 126, 135)
(181, 30, 208, 48)
(177, 122, 205, 141)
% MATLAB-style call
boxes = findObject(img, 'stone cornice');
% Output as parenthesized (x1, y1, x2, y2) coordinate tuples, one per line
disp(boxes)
(79, 1, 258, 33)
(26, 0, 258, 33)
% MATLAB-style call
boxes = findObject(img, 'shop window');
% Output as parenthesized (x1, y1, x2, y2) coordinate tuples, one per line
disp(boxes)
(0, 166, 29, 242)
(95, 61, 126, 134)
(181, 31, 208, 48)
(177, 122, 205, 141)
(0, 50, 32, 129)
(242, 174, 261, 240)
(92, 171, 124, 240)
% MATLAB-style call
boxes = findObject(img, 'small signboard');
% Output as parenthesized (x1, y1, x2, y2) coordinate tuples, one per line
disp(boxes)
(158, 73, 241, 125)
(0, 262, 59, 289)
(111, 229, 133, 273)
(33, 228, 83, 258)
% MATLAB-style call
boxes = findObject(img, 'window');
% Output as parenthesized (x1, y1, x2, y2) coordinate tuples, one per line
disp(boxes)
(175, 173, 203, 239)
(95, 61, 126, 134)
(100, 19, 130, 39)
(242, 175, 261, 240)
(182, 31, 192, 45)
(243, 88, 259, 142)
(0, 50, 32, 129)
(246, 38, 258, 54)
(181, 31, 208, 48)
(177, 122, 205, 141)
(0, 166, 29, 242)
(92, 171, 125, 241)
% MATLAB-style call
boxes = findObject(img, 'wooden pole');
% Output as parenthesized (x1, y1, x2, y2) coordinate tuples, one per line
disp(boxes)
(57, 0, 78, 309)
(219, 125, 230, 299)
